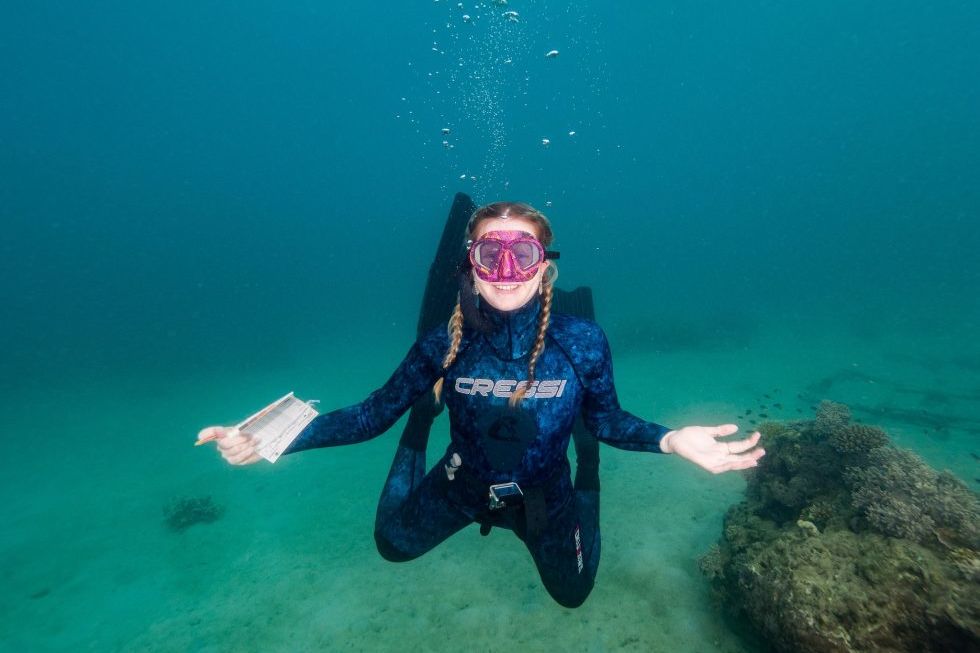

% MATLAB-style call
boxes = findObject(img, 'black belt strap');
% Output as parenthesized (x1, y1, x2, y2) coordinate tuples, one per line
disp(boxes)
(454, 464, 562, 542)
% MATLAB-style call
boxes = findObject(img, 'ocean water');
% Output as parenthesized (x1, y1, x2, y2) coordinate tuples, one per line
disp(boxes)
(1, 1, 978, 651)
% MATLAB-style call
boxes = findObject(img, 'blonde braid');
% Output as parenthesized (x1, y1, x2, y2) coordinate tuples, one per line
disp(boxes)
(432, 295, 464, 404)
(508, 280, 553, 408)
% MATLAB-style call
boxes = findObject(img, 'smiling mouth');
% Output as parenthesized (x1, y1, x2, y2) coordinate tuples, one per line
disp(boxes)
(493, 284, 519, 291)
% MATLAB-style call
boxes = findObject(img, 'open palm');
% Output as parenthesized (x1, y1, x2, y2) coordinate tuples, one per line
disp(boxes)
(662, 424, 765, 474)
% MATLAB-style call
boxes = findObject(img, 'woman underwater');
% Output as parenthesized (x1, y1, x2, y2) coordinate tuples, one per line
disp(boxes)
(197, 201, 766, 608)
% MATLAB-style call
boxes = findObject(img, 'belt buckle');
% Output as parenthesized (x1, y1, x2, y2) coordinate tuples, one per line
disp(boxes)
(488, 482, 523, 510)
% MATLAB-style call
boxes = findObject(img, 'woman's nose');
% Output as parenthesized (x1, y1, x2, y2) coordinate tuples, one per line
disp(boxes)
(498, 250, 517, 279)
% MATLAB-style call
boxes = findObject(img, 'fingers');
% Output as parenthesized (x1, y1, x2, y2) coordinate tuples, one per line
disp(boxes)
(196, 425, 247, 446)
(198, 426, 261, 465)
(197, 425, 223, 440)
(226, 447, 261, 465)
(195, 425, 226, 445)
(710, 424, 739, 438)
(215, 428, 243, 450)
(196, 425, 262, 464)
(709, 458, 759, 474)
(223, 439, 261, 465)
(709, 447, 766, 474)
(726, 431, 762, 454)
(220, 438, 254, 458)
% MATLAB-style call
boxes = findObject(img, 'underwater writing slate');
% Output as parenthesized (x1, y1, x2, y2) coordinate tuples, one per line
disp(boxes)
(237, 392, 318, 463)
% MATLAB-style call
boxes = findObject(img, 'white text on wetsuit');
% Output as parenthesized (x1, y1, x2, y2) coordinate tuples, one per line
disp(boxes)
(454, 377, 568, 399)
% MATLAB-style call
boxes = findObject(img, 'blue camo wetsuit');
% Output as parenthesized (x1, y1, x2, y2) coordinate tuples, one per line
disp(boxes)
(285, 294, 670, 607)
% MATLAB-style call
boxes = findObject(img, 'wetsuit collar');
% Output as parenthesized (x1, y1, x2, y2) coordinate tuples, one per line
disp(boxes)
(477, 294, 542, 361)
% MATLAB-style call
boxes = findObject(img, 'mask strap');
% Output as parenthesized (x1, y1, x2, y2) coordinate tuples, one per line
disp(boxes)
(457, 262, 490, 334)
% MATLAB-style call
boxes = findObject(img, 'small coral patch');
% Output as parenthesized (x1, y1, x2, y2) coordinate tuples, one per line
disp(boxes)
(163, 495, 224, 532)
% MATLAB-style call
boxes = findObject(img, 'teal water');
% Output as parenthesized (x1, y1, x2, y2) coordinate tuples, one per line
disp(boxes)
(2, 2, 978, 651)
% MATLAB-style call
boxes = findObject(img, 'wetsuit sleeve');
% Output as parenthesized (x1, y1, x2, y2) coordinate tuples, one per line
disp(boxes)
(580, 326, 671, 454)
(284, 329, 446, 454)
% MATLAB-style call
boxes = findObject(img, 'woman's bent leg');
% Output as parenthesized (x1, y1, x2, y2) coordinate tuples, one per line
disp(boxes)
(375, 448, 472, 562)
(376, 444, 427, 524)
(525, 489, 601, 608)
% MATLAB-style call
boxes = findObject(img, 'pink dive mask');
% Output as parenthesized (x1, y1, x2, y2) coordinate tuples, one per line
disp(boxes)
(467, 230, 558, 283)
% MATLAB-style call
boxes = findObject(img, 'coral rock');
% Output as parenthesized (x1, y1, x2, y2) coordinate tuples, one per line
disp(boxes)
(828, 423, 889, 455)
(700, 403, 980, 652)
(163, 495, 224, 532)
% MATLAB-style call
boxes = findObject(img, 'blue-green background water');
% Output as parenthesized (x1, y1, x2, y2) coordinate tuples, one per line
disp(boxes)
(2, 2, 978, 651)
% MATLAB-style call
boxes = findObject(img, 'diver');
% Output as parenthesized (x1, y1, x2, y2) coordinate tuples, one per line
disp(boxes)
(197, 200, 765, 608)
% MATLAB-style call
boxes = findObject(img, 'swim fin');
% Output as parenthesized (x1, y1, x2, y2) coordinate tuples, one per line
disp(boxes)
(417, 192, 476, 336)
(553, 286, 600, 491)
(398, 192, 476, 450)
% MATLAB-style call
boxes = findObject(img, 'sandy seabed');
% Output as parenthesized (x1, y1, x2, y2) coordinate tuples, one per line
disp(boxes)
(2, 317, 977, 653)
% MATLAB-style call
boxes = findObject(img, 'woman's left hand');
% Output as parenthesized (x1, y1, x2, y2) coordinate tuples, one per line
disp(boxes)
(659, 424, 765, 474)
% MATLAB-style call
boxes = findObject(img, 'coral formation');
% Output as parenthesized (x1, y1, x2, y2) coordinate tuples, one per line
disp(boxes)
(799, 498, 836, 530)
(796, 519, 819, 537)
(813, 399, 851, 438)
(700, 402, 980, 652)
(697, 544, 724, 581)
(163, 495, 224, 532)
(846, 447, 980, 549)
(828, 423, 889, 455)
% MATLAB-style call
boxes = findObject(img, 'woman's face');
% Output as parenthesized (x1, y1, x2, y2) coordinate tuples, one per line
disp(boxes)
(472, 216, 549, 312)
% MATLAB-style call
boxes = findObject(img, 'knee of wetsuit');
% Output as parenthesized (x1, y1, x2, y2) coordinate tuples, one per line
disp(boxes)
(548, 578, 595, 609)
(374, 530, 416, 563)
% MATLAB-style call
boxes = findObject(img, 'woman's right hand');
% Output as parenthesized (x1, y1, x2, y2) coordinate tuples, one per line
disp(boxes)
(195, 426, 263, 465)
